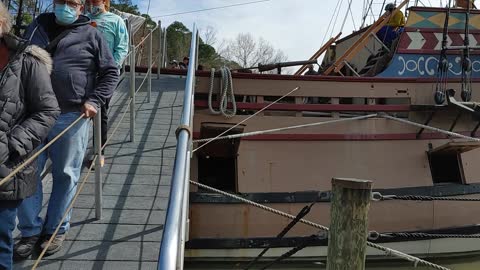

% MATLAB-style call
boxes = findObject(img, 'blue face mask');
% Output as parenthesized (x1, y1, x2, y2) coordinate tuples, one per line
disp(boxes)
(89, 4, 104, 16)
(54, 4, 78, 25)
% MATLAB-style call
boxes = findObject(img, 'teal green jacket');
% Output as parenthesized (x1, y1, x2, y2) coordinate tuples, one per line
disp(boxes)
(88, 11, 129, 67)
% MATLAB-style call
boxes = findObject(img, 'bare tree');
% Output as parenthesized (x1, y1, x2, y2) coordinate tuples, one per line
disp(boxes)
(202, 25, 218, 46)
(222, 33, 288, 69)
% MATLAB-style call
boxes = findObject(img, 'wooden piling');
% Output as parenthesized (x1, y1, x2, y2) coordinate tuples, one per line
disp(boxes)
(326, 178, 372, 270)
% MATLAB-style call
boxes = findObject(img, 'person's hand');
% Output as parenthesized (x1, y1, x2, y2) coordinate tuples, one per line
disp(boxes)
(82, 103, 97, 118)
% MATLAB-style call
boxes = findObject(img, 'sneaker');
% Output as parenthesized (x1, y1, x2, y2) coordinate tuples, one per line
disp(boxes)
(86, 155, 105, 170)
(99, 155, 105, 167)
(13, 235, 40, 260)
(40, 234, 66, 256)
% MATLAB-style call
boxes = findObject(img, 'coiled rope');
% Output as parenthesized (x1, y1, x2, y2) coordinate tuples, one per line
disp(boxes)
(208, 67, 236, 118)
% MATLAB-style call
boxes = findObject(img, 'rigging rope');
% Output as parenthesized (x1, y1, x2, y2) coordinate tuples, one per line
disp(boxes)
(193, 86, 300, 153)
(329, 0, 345, 41)
(461, 1, 473, 102)
(322, 0, 343, 45)
(193, 114, 377, 143)
(382, 232, 480, 239)
(374, 193, 480, 202)
(340, 0, 354, 34)
(208, 67, 237, 118)
(379, 113, 480, 142)
(190, 180, 450, 270)
(434, 0, 452, 105)
(363, 0, 376, 28)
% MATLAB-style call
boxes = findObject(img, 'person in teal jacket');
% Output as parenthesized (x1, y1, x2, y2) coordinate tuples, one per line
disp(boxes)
(87, 0, 128, 67)
(86, 0, 129, 166)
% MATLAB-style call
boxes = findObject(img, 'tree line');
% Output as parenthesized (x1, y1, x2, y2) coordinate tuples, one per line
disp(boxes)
(165, 21, 288, 71)
(5, 0, 288, 71)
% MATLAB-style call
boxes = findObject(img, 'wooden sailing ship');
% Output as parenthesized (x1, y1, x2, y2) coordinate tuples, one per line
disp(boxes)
(165, 1, 480, 265)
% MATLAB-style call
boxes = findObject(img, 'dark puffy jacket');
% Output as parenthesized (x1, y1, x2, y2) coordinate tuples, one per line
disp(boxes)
(25, 13, 118, 113)
(0, 34, 60, 201)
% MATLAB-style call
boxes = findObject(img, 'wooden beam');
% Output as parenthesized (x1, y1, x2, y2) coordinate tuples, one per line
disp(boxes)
(326, 178, 372, 270)
(195, 100, 411, 112)
(294, 32, 342, 76)
(431, 141, 480, 154)
(323, 0, 409, 75)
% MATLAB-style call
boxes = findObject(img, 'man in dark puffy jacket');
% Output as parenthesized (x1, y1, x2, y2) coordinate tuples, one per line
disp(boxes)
(0, 2, 60, 268)
(14, 0, 118, 258)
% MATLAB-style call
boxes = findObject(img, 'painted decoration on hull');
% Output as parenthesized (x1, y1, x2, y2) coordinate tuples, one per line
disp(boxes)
(397, 31, 480, 54)
(378, 7, 480, 78)
(377, 54, 480, 78)
(406, 8, 480, 30)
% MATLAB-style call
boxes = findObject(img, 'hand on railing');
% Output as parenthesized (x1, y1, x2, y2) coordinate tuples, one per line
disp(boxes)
(82, 103, 98, 118)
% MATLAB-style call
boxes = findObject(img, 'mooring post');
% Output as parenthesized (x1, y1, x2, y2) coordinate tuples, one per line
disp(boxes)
(326, 178, 372, 270)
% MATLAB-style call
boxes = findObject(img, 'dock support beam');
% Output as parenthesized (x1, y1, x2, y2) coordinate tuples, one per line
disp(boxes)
(326, 178, 372, 270)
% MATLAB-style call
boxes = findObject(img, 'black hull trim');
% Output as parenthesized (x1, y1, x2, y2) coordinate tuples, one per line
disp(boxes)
(190, 183, 480, 204)
(186, 225, 480, 249)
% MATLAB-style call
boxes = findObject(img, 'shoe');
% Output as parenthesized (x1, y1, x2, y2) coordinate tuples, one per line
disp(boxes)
(86, 155, 105, 170)
(40, 234, 66, 256)
(99, 155, 105, 167)
(13, 235, 40, 260)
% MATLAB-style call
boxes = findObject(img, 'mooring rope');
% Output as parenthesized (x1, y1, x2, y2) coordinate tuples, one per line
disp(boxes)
(190, 180, 450, 270)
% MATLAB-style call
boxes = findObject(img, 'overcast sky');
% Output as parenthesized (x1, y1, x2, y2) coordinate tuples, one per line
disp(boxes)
(134, 0, 444, 62)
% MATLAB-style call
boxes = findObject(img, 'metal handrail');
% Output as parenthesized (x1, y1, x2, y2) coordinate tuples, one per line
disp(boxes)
(157, 24, 198, 270)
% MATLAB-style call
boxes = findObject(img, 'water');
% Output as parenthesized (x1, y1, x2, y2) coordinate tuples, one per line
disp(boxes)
(185, 256, 480, 269)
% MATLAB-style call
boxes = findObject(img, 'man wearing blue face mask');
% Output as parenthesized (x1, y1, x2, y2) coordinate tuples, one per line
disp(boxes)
(86, 0, 128, 167)
(14, 0, 118, 259)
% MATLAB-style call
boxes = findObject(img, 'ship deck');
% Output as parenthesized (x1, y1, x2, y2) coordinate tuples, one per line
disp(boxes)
(13, 74, 185, 270)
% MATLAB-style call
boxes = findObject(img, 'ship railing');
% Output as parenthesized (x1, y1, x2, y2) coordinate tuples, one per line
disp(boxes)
(157, 24, 199, 270)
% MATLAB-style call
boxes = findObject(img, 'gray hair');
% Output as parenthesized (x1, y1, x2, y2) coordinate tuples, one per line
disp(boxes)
(0, 1, 12, 35)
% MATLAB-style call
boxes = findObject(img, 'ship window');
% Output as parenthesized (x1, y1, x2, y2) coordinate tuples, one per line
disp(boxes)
(197, 123, 244, 192)
(198, 156, 236, 192)
(428, 151, 465, 184)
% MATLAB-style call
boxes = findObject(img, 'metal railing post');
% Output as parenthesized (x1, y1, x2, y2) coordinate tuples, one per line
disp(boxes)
(94, 111, 102, 220)
(157, 20, 162, 79)
(129, 24, 136, 142)
(162, 28, 167, 68)
(148, 28, 153, 103)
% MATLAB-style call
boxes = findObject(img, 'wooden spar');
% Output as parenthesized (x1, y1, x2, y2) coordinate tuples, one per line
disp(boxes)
(323, 0, 409, 75)
(326, 178, 372, 270)
(294, 32, 342, 76)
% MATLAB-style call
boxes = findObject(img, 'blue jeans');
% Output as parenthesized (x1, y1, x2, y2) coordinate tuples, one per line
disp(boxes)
(376, 26, 403, 47)
(17, 112, 90, 237)
(0, 202, 19, 270)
